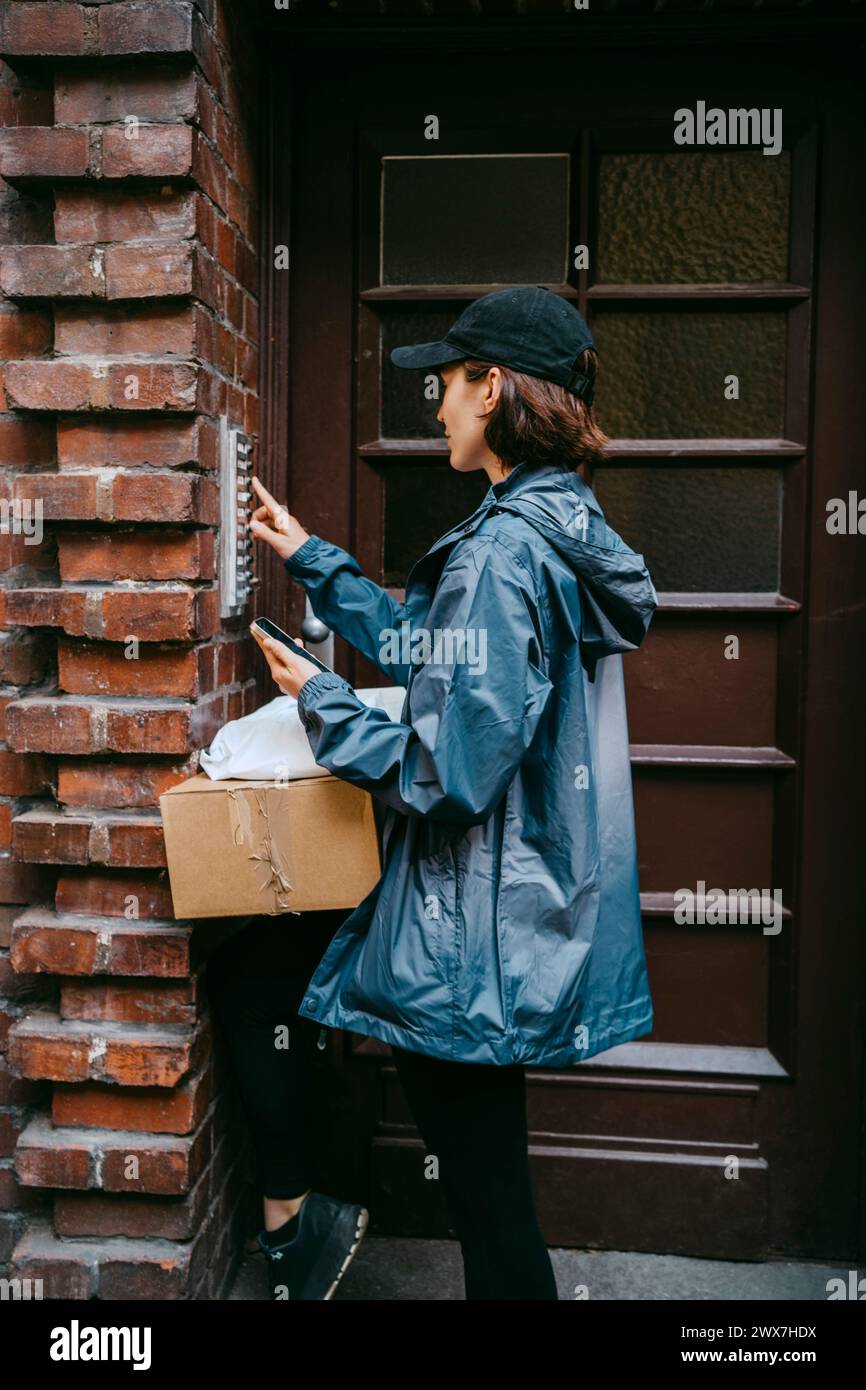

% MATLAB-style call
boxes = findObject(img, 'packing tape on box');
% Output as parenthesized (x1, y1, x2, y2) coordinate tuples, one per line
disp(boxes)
(227, 786, 296, 915)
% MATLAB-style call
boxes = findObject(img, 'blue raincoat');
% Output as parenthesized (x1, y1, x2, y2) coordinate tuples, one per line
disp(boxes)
(284, 461, 657, 1066)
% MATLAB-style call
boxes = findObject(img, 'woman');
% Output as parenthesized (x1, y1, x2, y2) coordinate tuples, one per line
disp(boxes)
(242, 286, 657, 1300)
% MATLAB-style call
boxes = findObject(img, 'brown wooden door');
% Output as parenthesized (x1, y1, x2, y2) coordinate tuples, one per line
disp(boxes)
(259, 20, 866, 1260)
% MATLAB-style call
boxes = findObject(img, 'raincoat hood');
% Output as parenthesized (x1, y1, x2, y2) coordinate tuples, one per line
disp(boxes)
(483, 461, 658, 672)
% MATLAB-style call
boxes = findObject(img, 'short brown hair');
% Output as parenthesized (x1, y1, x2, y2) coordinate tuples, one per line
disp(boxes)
(460, 349, 607, 478)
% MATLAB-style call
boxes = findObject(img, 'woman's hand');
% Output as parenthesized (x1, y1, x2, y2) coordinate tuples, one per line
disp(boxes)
(248, 476, 311, 562)
(250, 625, 324, 700)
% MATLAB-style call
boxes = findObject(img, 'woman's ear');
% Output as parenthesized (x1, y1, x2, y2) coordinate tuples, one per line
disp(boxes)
(484, 365, 503, 410)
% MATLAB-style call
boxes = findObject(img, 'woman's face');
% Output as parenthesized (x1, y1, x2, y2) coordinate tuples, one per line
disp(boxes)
(437, 363, 503, 475)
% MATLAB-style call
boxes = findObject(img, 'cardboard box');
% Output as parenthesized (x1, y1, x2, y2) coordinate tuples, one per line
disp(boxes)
(159, 773, 381, 919)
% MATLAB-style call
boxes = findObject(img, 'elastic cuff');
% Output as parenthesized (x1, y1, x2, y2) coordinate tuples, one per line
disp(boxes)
(296, 669, 354, 728)
(283, 535, 323, 575)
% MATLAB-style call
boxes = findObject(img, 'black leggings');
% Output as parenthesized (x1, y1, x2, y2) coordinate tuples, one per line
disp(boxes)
(206, 916, 558, 1300)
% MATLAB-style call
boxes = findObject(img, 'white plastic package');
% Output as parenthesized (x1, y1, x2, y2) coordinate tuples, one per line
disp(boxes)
(199, 684, 407, 782)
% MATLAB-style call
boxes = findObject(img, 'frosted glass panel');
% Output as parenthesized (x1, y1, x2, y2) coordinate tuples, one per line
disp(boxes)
(597, 151, 791, 283)
(381, 462, 781, 590)
(381, 311, 455, 438)
(594, 466, 781, 591)
(382, 155, 569, 285)
(383, 465, 490, 585)
(592, 310, 786, 438)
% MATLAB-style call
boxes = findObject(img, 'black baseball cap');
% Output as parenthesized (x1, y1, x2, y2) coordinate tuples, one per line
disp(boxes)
(389, 285, 597, 403)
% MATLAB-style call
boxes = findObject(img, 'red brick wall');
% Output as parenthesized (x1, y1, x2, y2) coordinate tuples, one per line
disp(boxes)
(0, 0, 261, 1298)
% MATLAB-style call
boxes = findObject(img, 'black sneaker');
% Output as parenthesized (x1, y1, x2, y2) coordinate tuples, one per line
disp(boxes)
(256, 1192, 369, 1300)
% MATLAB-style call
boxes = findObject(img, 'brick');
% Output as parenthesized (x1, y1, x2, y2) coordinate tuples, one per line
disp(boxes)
(0, 4, 89, 58)
(191, 8, 221, 101)
(11, 471, 98, 520)
(11, 807, 92, 864)
(235, 238, 258, 298)
(6, 695, 198, 755)
(113, 611, 211, 679)
(0, 72, 52, 129)
(16, 1206, 230, 1301)
(0, 631, 50, 686)
(223, 275, 242, 332)
(100, 587, 200, 641)
(58, 528, 215, 583)
(0, 906, 16, 949)
(214, 318, 233, 378)
(61, 977, 196, 1026)
(55, 68, 197, 125)
(4, 587, 88, 635)
(101, 123, 193, 179)
(243, 293, 258, 342)
(104, 241, 191, 299)
(5, 359, 204, 412)
(0, 1164, 42, 1214)
(227, 175, 254, 243)
(0, 952, 53, 1006)
(191, 128, 225, 207)
(11, 908, 192, 978)
(188, 687, 227, 748)
(0, 1054, 46, 1106)
(0, 245, 103, 299)
(106, 699, 208, 753)
(54, 1176, 209, 1241)
(0, 416, 55, 467)
(0, 185, 54, 246)
(12, 804, 166, 868)
(98, 0, 194, 57)
(0, 852, 49, 906)
(110, 471, 218, 523)
(194, 70, 217, 143)
(0, 305, 52, 356)
(0, 524, 55, 577)
(95, 815, 169, 870)
(0, 127, 90, 181)
(54, 188, 197, 244)
(8, 1009, 209, 1088)
(10, 1215, 210, 1300)
(56, 755, 198, 803)
(192, 244, 222, 316)
(54, 303, 194, 357)
(216, 636, 253, 687)
(53, 1067, 208, 1136)
(0, 748, 50, 796)
(215, 104, 235, 172)
(5, 360, 90, 410)
(101, 1234, 206, 1299)
(0, 1107, 29, 1159)
(237, 338, 258, 391)
(57, 756, 198, 811)
(57, 416, 213, 469)
(55, 872, 175, 921)
(4, 696, 88, 756)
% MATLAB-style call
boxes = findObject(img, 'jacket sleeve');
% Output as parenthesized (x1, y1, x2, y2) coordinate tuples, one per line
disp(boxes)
(284, 534, 412, 685)
(294, 536, 553, 825)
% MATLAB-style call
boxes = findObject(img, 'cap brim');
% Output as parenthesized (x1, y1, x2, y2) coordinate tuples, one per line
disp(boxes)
(389, 340, 467, 370)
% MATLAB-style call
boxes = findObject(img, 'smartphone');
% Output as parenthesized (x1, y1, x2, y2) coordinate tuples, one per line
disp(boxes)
(251, 617, 334, 675)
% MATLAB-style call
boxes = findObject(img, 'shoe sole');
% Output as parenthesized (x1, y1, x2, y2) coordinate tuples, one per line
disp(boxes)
(316, 1204, 370, 1301)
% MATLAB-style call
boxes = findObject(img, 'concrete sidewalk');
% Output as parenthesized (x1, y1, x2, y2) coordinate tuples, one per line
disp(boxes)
(228, 1234, 858, 1301)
